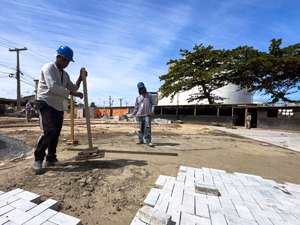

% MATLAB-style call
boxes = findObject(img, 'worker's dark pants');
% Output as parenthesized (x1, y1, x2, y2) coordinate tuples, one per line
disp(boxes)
(34, 104, 64, 162)
(138, 115, 152, 143)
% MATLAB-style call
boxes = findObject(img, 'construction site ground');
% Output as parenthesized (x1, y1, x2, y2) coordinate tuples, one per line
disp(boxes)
(0, 117, 300, 225)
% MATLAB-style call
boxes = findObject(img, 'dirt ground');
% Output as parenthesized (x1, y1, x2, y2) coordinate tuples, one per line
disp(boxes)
(0, 118, 300, 225)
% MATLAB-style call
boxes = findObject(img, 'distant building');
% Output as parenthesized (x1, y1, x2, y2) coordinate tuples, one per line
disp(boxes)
(158, 84, 252, 106)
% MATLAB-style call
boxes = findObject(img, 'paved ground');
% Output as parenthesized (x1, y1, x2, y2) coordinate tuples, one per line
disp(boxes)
(131, 166, 300, 225)
(210, 126, 300, 153)
(0, 188, 81, 225)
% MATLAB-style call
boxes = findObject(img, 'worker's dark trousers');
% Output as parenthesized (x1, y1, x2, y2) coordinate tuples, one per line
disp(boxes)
(138, 115, 152, 143)
(34, 104, 64, 162)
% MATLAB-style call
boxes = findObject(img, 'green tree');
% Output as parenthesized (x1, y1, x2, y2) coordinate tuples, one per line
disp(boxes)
(159, 44, 229, 104)
(227, 39, 300, 102)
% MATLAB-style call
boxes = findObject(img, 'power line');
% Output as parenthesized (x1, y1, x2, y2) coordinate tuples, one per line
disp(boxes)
(20, 78, 35, 87)
(0, 63, 15, 70)
(20, 70, 37, 80)
(0, 36, 23, 48)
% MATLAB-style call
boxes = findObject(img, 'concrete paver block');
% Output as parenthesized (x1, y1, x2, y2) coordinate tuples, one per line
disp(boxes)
(3, 208, 34, 224)
(15, 190, 41, 203)
(40, 198, 59, 211)
(48, 212, 82, 225)
(195, 181, 220, 196)
(2, 221, 19, 225)
(0, 189, 23, 201)
(144, 188, 161, 207)
(155, 175, 171, 189)
(181, 212, 211, 225)
(138, 205, 172, 225)
(9, 198, 37, 212)
(0, 205, 15, 216)
(42, 221, 58, 225)
(210, 213, 227, 225)
(131, 166, 300, 225)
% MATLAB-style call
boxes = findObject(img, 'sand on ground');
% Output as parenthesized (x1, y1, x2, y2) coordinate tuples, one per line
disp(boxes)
(0, 118, 299, 225)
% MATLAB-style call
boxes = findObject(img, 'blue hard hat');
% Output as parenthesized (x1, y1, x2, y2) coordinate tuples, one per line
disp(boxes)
(137, 82, 145, 89)
(56, 46, 74, 62)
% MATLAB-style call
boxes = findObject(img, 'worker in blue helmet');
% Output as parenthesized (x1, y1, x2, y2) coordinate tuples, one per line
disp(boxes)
(131, 82, 155, 147)
(31, 45, 84, 173)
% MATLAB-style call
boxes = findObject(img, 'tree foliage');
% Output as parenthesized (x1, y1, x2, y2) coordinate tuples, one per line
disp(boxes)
(159, 44, 229, 104)
(159, 39, 300, 103)
(227, 39, 300, 102)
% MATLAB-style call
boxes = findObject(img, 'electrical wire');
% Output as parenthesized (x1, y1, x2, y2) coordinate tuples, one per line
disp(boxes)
(0, 63, 15, 70)
(20, 78, 35, 87)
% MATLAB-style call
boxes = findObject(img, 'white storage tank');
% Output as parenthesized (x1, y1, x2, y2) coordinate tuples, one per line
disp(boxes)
(158, 83, 252, 106)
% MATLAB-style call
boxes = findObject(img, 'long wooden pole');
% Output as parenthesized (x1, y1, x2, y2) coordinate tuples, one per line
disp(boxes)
(81, 68, 93, 150)
(70, 95, 74, 141)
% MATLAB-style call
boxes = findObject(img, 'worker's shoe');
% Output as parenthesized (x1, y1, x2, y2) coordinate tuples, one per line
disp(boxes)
(147, 142, 154, 147)
(31, 161, 42, 173)
(44, 159, 67, 167)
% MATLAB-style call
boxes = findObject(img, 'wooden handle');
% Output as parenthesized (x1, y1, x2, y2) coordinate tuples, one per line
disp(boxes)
(81, 68, 93, 150)
(70, 95, 74, 141)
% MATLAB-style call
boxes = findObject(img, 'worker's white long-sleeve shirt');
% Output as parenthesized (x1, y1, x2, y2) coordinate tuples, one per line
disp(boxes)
(131, 92, 155, 117)
(37, 62, 78, 111)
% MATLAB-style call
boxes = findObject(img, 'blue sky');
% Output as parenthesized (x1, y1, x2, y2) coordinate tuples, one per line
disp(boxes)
(0, 0, 299, 106)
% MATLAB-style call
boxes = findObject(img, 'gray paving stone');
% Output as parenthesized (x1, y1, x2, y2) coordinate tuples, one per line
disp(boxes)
(48, 212, 82, 225)
(166, 208, 180, 225)
(0, 189, 23, 201)
(202, 167, 211, 176)
(186, 167, 195, 177)
(36, 208, 58, 221)
(233, 203, 255, 221)
(172, 183, 184, 205)
(2, 221, 19, 225)
(210, 213, 227, 225)
(0, 196, 19, 205)
(195, 181, 220, 196)
(0, 216, 9, 225)
(182, 192, 194, 214)
(15, 190, 41, 204)
(3, 208, 34, 224)
(0, 205, 15, 216)
(225, 213, 258, 225)
(130, 216, 147, 225)
(285, 182, 300, 193)
(9, 198, 37, 212)
(145, 205, 176, 225)
(131, 166, 300, 225)
(155, 175, 170, 189)
(195, 201, 209, 218)
(181, 212, 211, 225)
(179, 166, 188, 173)
(41, 221, 57, 225)
(176, 174, 186, 183)
(143, 188, 161, 207)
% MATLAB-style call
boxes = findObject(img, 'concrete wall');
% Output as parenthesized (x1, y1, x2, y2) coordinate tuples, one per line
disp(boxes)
(154, 114, 233, 125)
(257, 108, 300, 131)
(154, 105, 300, 131)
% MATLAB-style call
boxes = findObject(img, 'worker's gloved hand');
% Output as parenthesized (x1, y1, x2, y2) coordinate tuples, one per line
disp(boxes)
(71, 91, 83, 99)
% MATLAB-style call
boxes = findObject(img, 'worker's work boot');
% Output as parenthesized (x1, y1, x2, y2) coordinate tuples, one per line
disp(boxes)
(31, 161, 42, 173)
(44, 159, 67, 167)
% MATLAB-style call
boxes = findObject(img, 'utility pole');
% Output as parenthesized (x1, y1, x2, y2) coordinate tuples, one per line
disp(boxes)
(9, 47, 27, 111)
(118, 98, 123, 107)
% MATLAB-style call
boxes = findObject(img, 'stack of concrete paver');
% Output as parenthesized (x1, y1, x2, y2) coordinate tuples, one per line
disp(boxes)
(131, 166, 300, 225)
(0, 188, 81, 225)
